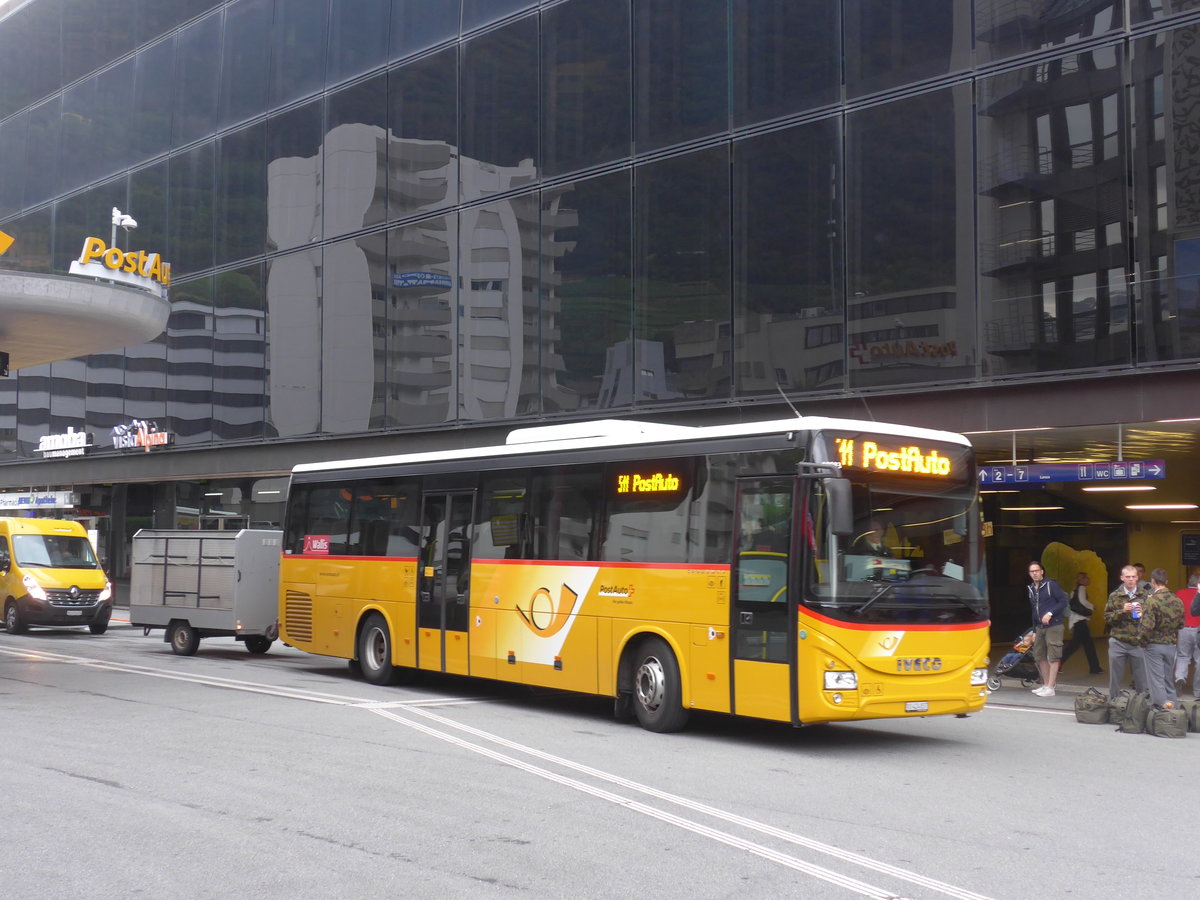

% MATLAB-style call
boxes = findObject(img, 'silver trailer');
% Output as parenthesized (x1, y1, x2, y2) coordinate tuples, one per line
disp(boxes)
(129, 529, 281, 656)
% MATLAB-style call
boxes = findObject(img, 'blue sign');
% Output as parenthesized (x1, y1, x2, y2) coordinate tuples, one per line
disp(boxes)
(978, 460, 1166, 485)
(392, 271, 452, 290)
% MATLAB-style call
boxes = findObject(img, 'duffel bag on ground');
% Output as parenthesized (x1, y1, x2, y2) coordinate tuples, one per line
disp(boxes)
(1146, 704, 1188, 738)
(1073, 687, 1109, 724)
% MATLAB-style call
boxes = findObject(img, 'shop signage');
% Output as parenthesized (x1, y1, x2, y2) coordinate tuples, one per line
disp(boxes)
(111, 418, 175, 452)
(37, 427, 94, 459)
(0, 490, 76, 510)
(68, 236, 171, 296)
(978, 460, 1166, 485)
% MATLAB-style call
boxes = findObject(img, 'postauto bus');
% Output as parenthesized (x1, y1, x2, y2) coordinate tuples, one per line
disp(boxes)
(278, 417, 989, 732)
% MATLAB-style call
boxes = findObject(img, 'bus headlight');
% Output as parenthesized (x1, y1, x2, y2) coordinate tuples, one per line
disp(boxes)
(970, 667, 988, 686)
(824, 671, 858, 690)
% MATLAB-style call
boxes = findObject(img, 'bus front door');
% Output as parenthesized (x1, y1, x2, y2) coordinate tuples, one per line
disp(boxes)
(731, 478, 796, 723)
(417, 492, 474, 676)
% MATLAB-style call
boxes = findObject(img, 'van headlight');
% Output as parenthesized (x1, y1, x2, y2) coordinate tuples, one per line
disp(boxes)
(22, 574, 48, 601)
(970, 667, 988, 686)
(98, 581, 113, 603)
(824, 671, 858, 690)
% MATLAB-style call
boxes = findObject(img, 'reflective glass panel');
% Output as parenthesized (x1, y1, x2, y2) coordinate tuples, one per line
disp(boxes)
(133, 38, 175, 160)
(0, 112, 26, 217)
(220, 0, 272, 129)
(1, 208, 52, 274)
(734, 119, 844, 396)
(732, 0, 840, 126)
(53, 180, 127, 276)
(328, 0, 391, 85)
(459, 197, 541, 420)
(321, 234, 387, 435)
(62, 77, 103, 189)
(271, 0, 329, 108)
(266, 247, 323, 437)
(168, 142, 215, 276)
(1132, 25, 1200, 363)
(978, 50, 1130, 376)
(129, 160, 170, 270)
(266, 100, 324, 253)
(166, 275, 214, 445)
(977, 0, 1123, 63)
(325, 74, 389, 239)
(463, 0, 534, 31)
(385, 214, 456, 426)
(391, 0, 460, 59)
(172, 12, 221, 147)
(62, 0, 136, 86)
(25, 97, 61, 210)
(634, 0, 728, 153)
(135, 0, 219, 47)
(213, 264, 267, 441)
(544, 171, 632, 412)
(215, 122, 267, 265)
(542, 0, 631, 178)
(0, 0, 61, 119)
(847, 86, 976, 388)
(461, 15, 539, 194)
(388, 49, 458, 218)
(845, 0, 972, 98)
(634, 147, 731, 404)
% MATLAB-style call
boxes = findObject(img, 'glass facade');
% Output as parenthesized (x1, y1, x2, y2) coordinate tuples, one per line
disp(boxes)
(1, 0, 1200, 464)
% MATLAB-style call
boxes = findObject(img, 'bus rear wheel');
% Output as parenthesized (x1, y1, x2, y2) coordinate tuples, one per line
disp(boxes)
(632, 637, 689, 733)
(358, 614, 400, 686)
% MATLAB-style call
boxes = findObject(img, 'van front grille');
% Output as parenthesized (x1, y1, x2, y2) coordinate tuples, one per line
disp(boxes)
(47, 589, 102, 606)
(284, 590, 313, 642)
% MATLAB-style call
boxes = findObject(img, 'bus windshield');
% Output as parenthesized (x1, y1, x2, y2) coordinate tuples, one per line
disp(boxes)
(805, 432, 987, 625)
(12, 534, 101, 569)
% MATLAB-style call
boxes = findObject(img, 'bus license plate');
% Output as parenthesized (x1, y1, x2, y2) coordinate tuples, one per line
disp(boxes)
(905, 701, 929, 713)
(66, 610, 83, 616)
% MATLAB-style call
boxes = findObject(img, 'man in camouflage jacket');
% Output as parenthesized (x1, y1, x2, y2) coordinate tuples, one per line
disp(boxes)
(1104, 564, 1149, 698)
(1144, 568, 1186, 708)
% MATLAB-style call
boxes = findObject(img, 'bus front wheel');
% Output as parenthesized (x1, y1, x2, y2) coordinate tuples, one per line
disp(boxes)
(358, 614, 400, 686)
(632, 637, 689, 733)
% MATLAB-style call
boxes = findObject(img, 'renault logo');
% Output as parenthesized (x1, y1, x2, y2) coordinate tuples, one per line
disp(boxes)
(68, 585, 80, 598)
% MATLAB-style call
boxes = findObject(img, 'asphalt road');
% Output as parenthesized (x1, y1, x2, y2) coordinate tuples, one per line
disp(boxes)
(2, 617, 1196, 899)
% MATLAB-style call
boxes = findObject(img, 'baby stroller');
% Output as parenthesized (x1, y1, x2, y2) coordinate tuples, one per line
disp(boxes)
(986, 628, 1041, 692)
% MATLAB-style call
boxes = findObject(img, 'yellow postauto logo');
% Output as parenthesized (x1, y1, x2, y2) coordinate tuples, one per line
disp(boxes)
(78, 236, 171, 286)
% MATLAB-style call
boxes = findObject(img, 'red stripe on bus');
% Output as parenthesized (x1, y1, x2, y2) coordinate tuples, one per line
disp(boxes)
(801, 606, 991, 633)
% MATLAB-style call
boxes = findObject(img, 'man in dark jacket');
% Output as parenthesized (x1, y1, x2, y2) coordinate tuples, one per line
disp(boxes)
(1027, 561, 1069, 697)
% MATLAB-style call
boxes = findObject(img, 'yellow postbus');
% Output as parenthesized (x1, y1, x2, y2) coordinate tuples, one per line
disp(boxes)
(279, 416, 990, 731)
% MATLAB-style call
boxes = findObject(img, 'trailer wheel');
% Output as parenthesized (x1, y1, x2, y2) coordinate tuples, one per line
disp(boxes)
(244, 636, 272, 654)
(168, 622, 200, 656)
(357, 613, 400, 686)
(631, 637, 689, 733)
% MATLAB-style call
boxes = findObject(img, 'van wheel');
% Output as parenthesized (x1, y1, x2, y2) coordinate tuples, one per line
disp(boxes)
(4, 602, 26, 634)
(89, 619, 109, 635)
(244, 636, 272, 654)
(168, 622, 200, 656)
(358, 614, 400, 686)
(632, 637, 689, 733)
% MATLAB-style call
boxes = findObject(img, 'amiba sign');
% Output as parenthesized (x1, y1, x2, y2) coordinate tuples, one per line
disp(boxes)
(68, 237, 171, 296)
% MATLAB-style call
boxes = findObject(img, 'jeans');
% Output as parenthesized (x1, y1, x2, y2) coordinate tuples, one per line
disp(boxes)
(1175, 626, 1200, 694)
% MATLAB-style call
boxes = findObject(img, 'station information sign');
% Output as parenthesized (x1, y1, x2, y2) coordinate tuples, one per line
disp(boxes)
(978, 460, 1166, 485)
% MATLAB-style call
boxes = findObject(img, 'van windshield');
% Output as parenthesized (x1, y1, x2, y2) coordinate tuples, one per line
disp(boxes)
(12, 534, 100, 569)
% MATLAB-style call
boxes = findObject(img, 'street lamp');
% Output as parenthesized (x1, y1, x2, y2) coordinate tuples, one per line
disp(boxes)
(111, 207, 137, 248)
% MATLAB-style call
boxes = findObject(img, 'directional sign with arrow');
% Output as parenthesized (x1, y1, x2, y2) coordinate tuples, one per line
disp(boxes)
(978, 460, 1167, 485)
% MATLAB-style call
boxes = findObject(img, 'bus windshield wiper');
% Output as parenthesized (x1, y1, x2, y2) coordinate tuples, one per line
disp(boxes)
(855, 582, 895, 616)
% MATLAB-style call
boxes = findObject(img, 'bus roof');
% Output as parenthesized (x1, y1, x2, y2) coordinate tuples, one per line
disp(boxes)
(291, 416, 970, 476)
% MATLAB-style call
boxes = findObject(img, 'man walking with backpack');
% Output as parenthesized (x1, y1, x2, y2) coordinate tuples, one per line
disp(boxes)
(1026, 561, 1068, 697)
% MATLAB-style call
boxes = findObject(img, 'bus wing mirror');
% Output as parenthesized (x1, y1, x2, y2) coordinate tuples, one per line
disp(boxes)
(825, 477, 854, 536)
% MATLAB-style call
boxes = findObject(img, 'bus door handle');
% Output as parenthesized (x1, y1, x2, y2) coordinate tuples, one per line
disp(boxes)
(740, 611, 753, 625)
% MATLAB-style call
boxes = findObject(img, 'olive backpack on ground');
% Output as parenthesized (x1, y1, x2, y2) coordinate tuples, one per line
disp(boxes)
(1073, 687, 1109, 724)
(1177, 698, 1200, 733)
(1112, 689, 1154, 734)
(1146, 705, 1188, 738)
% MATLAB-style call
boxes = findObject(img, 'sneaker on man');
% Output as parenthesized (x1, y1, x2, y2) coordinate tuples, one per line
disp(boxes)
(1031, 686, 1048, 696)
(1039, 687, 1055, 697)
